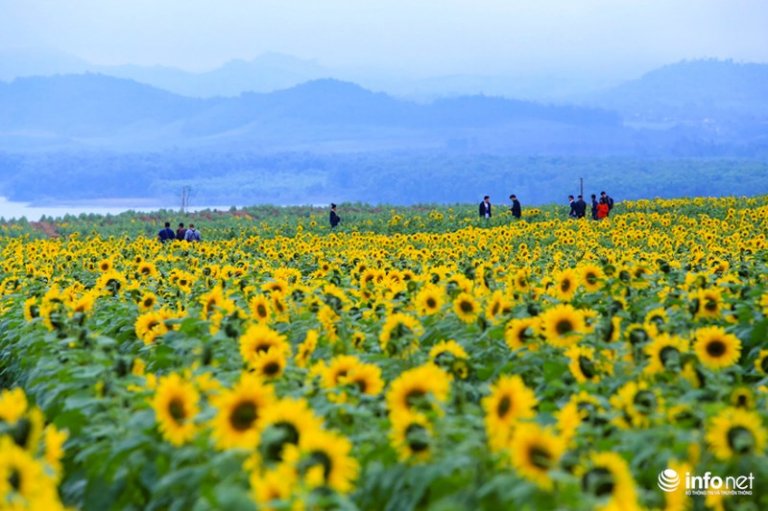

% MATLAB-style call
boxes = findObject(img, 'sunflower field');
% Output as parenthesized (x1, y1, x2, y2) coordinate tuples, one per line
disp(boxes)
(1, 196, 768, 510)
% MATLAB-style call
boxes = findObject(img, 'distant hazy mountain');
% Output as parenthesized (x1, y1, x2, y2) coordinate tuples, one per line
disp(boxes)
(98, 53, 332, 97)
(0, 48, 91, 81)
(0, 74, 623, 152)
(586, 59, 768, 124)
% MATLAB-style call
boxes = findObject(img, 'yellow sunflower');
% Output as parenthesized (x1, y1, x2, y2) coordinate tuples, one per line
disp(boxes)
(137, 291, 158, 313)
(579, 263, 604, 293)
(0, 436, 60, 510)
(482, 375, 537, 452)
(211, 373, 276, 450)
(755, 349, 768, 375)
(258, 398, 324, 465)
(0, 387, 28, 424)
(565, 345, 611, 384)
(693, 326, 741, 370)
(345, 362, 384, 397)
(249, 465, 295, 511)
(452, 292, 479, 324)
(552, 268, 579, 301)
(706, 407, 766, 460)
(295, 329, 318, 369)
(539, 304, 586, 348)
(252, 348, 287, 380)
(389, 410, 433, 463)
(510, 423, 566, 490)
(643, 333, 688, 375)
(134, 309, 172, 345)
(249, 295, 272, 323)
(282, 428, 359, 494)
(386, 364, 451, 417)
(379, 313, 423, 356)
(429, 340, 470, 380)
(414, 284, 444, 316)
(239, 324, 291, 368)
(504, 318, 540, 351)
(610, 380, 663, 429)
(579, 452, 640, 511)
(151, 373, 200, 446)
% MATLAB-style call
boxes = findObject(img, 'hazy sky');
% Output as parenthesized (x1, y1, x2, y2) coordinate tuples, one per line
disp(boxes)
(1, 0, 767, 77)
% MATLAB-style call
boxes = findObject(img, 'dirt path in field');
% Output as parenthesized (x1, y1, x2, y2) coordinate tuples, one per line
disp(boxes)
(30, 221, 60, 238)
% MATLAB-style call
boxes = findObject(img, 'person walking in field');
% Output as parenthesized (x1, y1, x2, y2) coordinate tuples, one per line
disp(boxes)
(591, 194, 598, 220)
(568, 195, 577, 218)
(509, 194, 521, 219)
(479, 196, 492, 219)
(330, 203, 341, 228)
(158, 222, 175, 243)
(176, 223, 187, 241)
(596, 198, 610, 219)
(600, 191, 615, 212)
(184, 224, 201, 242)
(574, 195, 587, 218)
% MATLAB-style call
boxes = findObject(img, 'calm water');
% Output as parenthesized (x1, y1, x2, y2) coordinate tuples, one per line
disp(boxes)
(0, 197, 234, 221)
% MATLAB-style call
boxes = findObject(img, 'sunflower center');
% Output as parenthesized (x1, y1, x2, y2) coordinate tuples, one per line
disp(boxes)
(735, 393, 749, 408)
(256, 304, 267, 318)
(705, 340, 726, 358)
(560, 279, 571, 293)
(761, 357, 768, 374)
(143, 298, 154, 308)
(12, 418, 31, 448)
(659, 347, 680, 369)
(262, 422, 300, 463)
(354, 378, 368, 394)
(305, 450, 334, 480)
(405, 389, 428, 410)
(491, 301, 501, 317)
(632, 391, 656, 415)
(555, 319, 574, 336)
(230, 401, 258, 431)
(578, 356, 596, 379)
(628, 328, 648, 345)
(263, 361, 282, 376)
(255, 342, 272, 354)
(727, 426, 755, 455)
(518, 327, 533, 343)
(426, 297, 437, 309)
(8, 468, 21, 492)
(582, 467, 615, 497)
(459, 300, 474, 314)
(529, 445, 553, 470)
(168, 398, 186, 423)
(497, 396, 512, 418)
(585, 272, 597, 285)
(405, 424, 430, 453)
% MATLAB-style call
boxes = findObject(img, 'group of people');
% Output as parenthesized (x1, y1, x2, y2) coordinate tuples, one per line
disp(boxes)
(568, 191, 614, 220)
(158, 222, 201, 243)
(478, 191, 615, 221)
(159, 193, 615, 240)
(479, 194, 522, 219)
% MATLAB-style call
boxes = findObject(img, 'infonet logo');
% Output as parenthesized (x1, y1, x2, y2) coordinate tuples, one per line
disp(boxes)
(658, 468, 755, 496)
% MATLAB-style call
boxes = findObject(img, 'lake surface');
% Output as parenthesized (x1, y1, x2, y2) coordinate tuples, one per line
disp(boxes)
(0, 197, 235, 221)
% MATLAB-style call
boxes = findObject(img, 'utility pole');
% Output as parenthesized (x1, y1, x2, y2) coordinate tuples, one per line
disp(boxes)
(180, 186, 191, 213)
(579, 177, 584, 198)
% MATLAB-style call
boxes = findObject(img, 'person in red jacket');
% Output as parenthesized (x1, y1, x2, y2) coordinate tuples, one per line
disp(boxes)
(596, 197, 610, 219)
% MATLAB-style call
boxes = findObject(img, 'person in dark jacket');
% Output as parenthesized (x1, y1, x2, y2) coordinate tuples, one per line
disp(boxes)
(329, 203, 341, 228)
(158, 222, 175, 243)
(176, 223, 187, 241)
(574, 195, 587, 218)
(591, 194, 598, 220)
(600, 191, 615, 211)
(479, 196, 492, 219)
(568, 195, 577, 218)
(509, 194, 521, 219)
